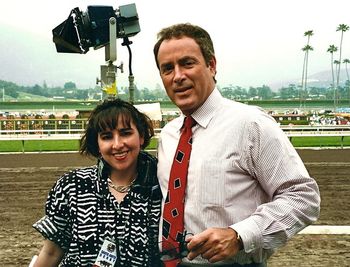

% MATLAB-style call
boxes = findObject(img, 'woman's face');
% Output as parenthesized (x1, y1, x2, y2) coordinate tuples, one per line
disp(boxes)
(98, 117, 144, 177)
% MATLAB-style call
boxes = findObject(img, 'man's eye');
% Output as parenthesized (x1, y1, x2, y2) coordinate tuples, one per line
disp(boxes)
(161, 64, 173, 74)
(183, 60, 195, 67)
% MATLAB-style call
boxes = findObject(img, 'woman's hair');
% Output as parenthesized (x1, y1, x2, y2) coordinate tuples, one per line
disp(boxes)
(153, 23, 215, 69)
(79, 98, 154, 158)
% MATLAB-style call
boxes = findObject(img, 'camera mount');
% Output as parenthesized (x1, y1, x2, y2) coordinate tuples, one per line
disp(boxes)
(52, 3, 140, 102)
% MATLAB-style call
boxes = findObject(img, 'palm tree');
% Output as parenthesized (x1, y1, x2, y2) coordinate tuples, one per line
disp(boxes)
(334, 60, 341, 106)
(344, 58, 350, 81)
(302, 45, 313, 98)
(335, 24, 349, 107)
(327, 45, 338, 111)
(334, 60, 341, 82)
(300, 30, 313, 108)
(343, 58, 350, 104)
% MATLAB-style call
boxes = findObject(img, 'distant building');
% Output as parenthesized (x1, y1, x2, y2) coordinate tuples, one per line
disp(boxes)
(271, 114, 309, 125)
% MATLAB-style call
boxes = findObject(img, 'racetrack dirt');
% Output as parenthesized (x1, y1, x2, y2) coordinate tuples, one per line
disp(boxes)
(0, 149, 349, 267)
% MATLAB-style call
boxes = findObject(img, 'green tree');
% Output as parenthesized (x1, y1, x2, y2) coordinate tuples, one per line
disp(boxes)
(344, 58, 350, 104)
(248, 87, 258, 98)
(344, 58, 350, 81)
(64, 81, 77, 90)
(279, 84, 299, 99)
(334, 60, 341, 74)
(256, 85, 273, 100)
(300, 30, 314, 108)
(334, 59, 341, 106)
(76, 90, 89, 100)
(327, 44, 338, 110)
(233, 86, 247, 100)
(220, 86, 234, 99)
(133, 84, 141, 101)
(139, 87, 153, 101)
(29, 84, 43, 96)
(153, 83, 169, 101)
(335, 24, 349, 106)
(0, 80, 19, 99)
(5, 87, 19, 98)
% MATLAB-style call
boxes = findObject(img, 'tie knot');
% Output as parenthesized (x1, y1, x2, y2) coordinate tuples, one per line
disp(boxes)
(184, 116, 195, 129)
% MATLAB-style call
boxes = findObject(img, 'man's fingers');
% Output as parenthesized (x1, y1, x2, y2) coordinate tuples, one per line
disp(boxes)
(186, 238, 207, 260)
(186, 229, 221, 260)
(201, 246, 219, 261)
(186, 228, 239, 263)
(186, 232, 206, 250)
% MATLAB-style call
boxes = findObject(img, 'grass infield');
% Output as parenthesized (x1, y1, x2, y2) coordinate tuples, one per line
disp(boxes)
(0, 138, 158, 153)
(0, 136, 349, 153)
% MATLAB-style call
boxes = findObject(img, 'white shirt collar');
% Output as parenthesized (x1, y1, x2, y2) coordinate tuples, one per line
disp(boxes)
(191, 87, 223, 129)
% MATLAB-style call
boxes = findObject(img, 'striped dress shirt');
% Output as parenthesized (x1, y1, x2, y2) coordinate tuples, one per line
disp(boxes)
(157, 88, 320, 265)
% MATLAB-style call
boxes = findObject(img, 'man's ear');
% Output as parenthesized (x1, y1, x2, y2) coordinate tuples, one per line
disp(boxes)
(208, 56, 217, 76)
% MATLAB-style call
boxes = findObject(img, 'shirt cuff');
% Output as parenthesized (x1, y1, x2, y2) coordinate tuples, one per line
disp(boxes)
(230, 217, 263, 253)
(33, 215, 67, 250)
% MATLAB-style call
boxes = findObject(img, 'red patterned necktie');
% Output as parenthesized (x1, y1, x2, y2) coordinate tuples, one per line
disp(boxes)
(162, 116, 195, 266)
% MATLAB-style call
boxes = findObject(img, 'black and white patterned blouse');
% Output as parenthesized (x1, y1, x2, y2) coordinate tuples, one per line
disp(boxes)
(33, 151, 162, 266)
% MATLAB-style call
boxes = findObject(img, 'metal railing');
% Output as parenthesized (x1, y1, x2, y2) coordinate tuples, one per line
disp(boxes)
(0, 128, 162, 141)
(1, 118, 350, 152)
(0, 118, 87, 134)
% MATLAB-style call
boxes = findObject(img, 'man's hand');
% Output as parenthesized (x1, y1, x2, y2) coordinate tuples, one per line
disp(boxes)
(186, 227, 241, 263)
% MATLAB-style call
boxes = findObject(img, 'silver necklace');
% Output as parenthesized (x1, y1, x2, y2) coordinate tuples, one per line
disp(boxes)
(108, 176, 136, 193)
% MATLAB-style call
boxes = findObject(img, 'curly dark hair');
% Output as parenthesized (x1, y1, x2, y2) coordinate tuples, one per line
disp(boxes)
(153, 23, 215, 69)
(79, 98, 154, 158)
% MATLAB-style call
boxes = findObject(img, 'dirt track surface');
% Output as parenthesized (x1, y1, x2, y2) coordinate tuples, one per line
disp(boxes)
(0, 149, 349, 266)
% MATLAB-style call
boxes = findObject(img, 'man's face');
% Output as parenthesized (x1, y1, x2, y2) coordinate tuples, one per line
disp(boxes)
(157, 37, 216, 115)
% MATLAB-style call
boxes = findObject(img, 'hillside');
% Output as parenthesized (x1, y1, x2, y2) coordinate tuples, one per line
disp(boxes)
(269, 69, 349, 90)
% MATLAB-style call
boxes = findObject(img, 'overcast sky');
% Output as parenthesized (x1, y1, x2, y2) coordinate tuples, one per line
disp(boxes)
(0, 0, 349, 90)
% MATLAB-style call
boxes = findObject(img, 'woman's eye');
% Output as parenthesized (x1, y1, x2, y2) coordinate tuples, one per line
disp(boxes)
(120, 130, 132, 136)
(100, 133, 112, 140)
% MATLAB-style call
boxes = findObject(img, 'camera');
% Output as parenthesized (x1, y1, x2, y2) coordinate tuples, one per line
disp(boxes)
(52, 3, 140, 54)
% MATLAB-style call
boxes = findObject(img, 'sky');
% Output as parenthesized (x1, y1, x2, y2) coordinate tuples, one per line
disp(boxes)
(0, 0, 349, 91)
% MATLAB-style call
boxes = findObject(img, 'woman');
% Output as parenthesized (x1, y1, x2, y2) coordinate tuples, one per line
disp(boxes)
(33, 98, 162, 266)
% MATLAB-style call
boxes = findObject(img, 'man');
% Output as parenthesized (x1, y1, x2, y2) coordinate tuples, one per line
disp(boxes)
(155, 23, 320, 266)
